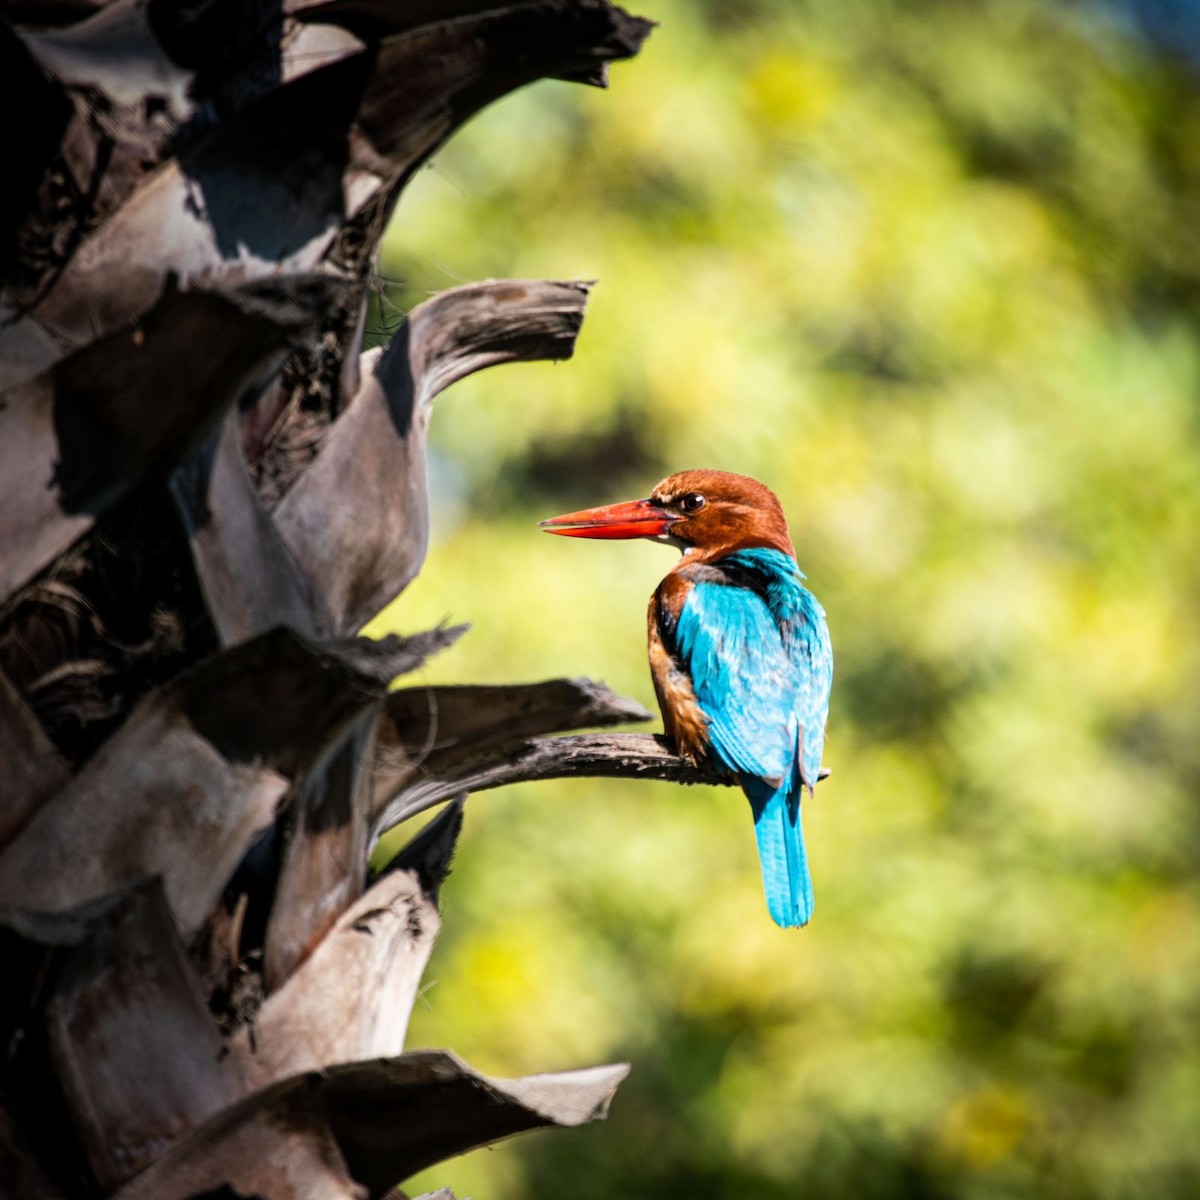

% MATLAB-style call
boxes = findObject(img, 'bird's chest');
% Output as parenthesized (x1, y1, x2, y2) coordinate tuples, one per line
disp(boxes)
(649, 566, 802, 778)
(647, 583, 712, 765)
(648, 621, 711, 764)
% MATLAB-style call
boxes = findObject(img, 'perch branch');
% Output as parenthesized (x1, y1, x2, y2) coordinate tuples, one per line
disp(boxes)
(373, 676, 651, 797)
(373, 731, 738, 840)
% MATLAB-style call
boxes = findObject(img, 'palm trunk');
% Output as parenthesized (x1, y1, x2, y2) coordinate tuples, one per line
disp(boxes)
(0, 3, 734, 1196)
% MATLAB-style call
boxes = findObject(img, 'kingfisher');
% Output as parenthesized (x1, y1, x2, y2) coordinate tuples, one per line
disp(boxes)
(539, 469, 832, 928)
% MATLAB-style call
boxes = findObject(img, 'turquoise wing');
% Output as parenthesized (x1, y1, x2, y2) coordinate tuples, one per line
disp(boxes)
(665, 549, 832, 928)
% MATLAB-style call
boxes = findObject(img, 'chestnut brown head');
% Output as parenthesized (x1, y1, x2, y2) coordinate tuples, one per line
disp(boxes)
(539, 469, 795, 562)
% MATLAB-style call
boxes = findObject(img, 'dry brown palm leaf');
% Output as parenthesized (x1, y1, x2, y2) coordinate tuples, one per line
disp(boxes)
(113, 1051, 629, 1200)
(0, 626, 457, 933)
(274, 279, 593, 634)
(234, 801, 463, 1092)
(0, 275, 339, 604)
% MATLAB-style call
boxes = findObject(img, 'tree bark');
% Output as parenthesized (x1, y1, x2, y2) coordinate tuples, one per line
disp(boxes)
(0, 2, 665, 1196)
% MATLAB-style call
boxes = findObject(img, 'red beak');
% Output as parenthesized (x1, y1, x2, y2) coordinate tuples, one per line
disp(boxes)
(538, 497, 677, 540)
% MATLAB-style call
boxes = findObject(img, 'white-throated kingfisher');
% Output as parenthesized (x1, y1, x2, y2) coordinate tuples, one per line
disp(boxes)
(539, 469, 832, 928)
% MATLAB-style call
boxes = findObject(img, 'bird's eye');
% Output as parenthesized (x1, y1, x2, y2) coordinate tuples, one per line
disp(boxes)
(679, 493, 706, 514)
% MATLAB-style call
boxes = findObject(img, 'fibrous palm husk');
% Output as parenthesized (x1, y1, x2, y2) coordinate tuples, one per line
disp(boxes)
(0, 3, 749, 1197)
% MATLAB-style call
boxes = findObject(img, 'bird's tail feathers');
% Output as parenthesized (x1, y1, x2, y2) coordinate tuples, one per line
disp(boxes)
(744, 776, 814, 928)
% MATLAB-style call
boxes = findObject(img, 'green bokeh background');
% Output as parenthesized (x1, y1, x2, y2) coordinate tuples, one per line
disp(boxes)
(366, 1, 1200, 1195)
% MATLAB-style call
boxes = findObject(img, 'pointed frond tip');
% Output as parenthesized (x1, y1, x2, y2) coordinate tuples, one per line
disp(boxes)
(372, 795, 466, 901)
(372, 731, 831, 843)
(364, 623, 470, 682)
(110, 1051, 631, 1200)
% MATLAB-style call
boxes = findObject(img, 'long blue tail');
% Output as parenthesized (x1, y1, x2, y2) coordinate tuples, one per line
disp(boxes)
(744, 777, 814, 928)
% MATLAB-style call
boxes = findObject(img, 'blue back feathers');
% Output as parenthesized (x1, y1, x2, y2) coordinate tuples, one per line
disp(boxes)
(662, 547, 832, 927)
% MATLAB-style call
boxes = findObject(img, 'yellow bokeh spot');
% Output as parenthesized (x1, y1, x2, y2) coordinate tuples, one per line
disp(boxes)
(938, 1085, 1031, 1169)
(746, 50, 840, 131)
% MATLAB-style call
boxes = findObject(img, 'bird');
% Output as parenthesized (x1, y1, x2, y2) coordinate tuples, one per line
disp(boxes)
(539, 469, 832, 928)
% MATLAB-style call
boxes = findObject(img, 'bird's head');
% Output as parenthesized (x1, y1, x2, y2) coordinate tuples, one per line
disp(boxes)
(539, 469, 795, 560)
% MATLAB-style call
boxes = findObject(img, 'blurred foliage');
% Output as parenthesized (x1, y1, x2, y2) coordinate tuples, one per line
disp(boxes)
(366, 0, 1200, 1196)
